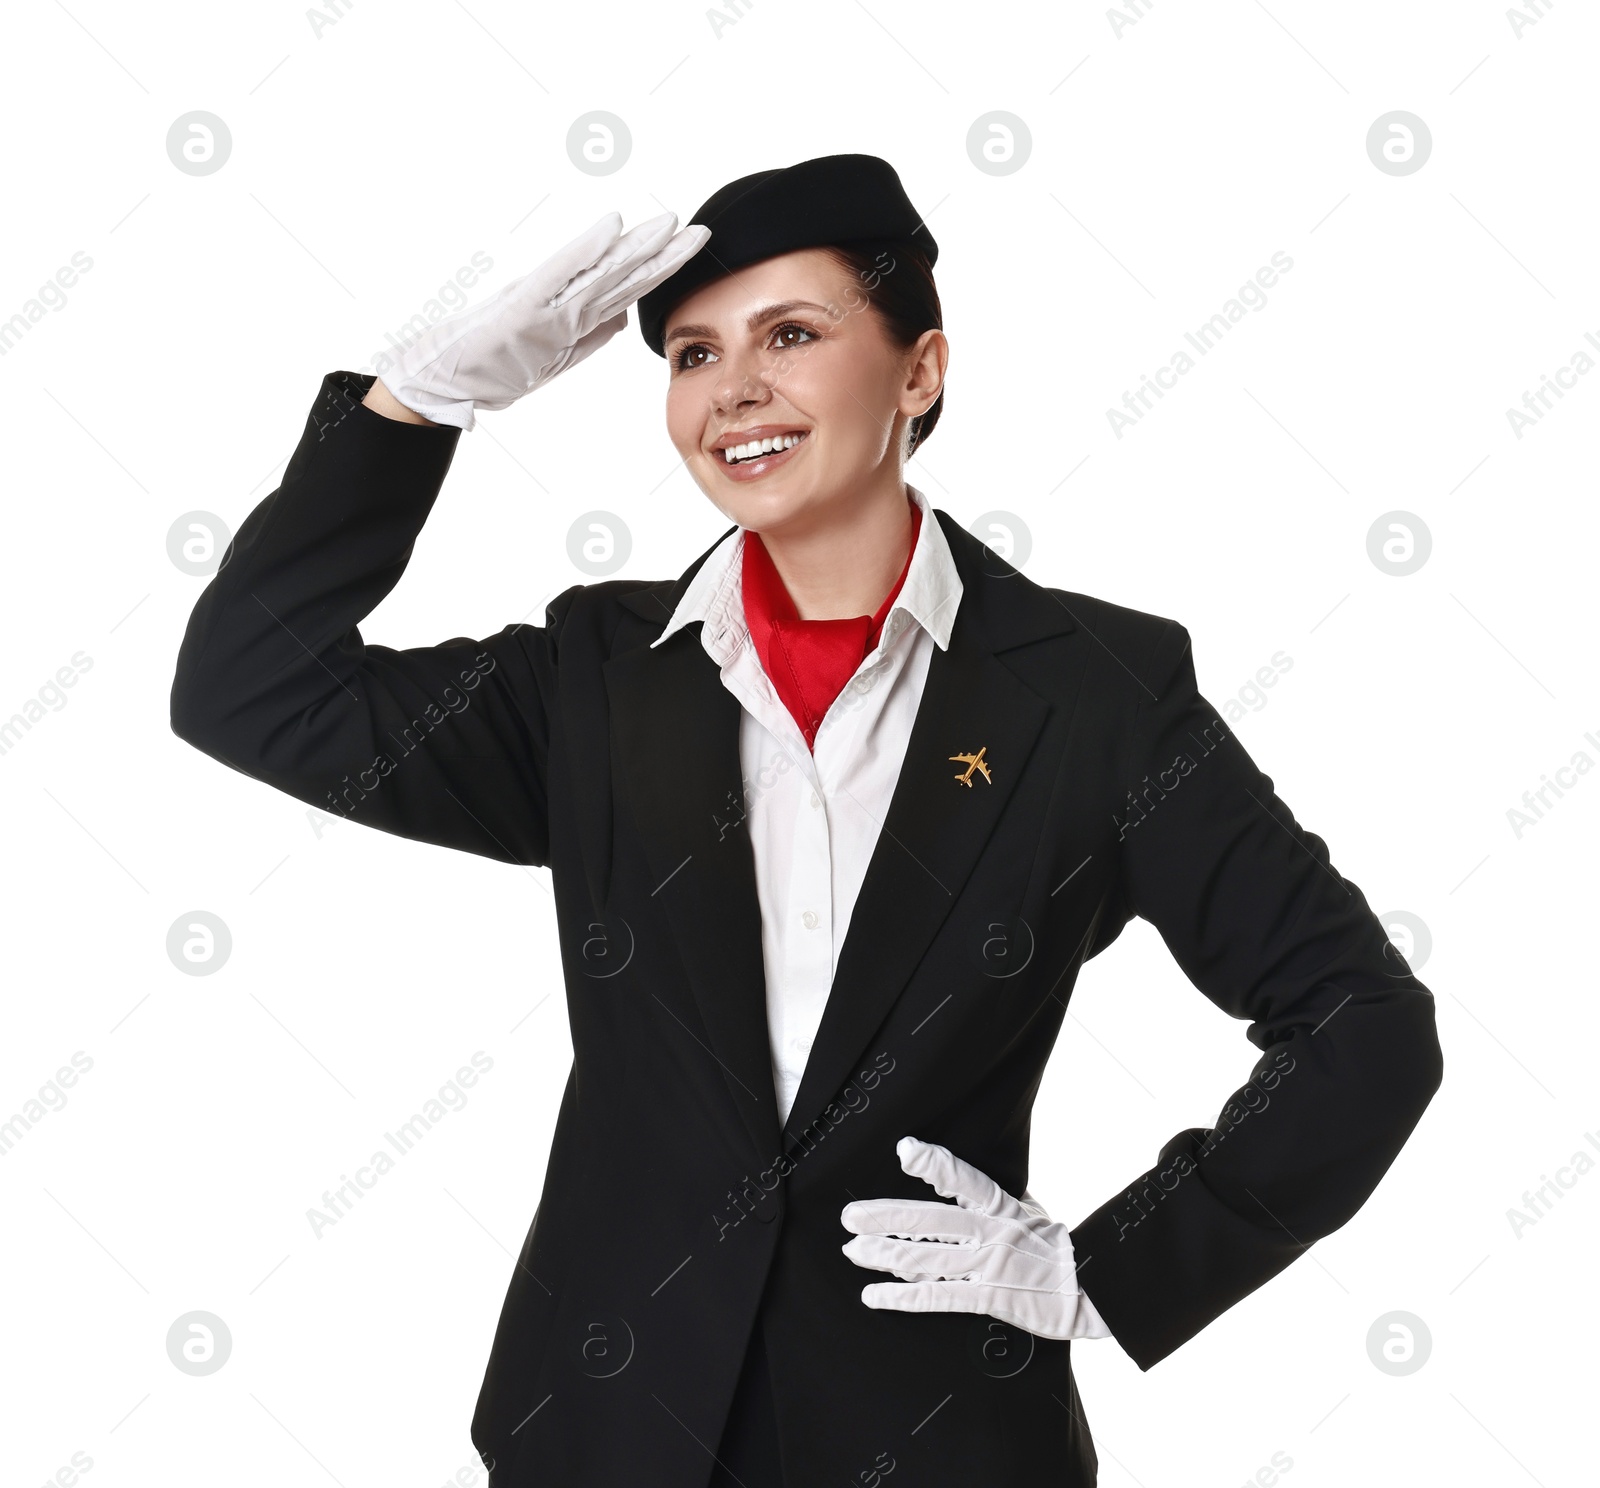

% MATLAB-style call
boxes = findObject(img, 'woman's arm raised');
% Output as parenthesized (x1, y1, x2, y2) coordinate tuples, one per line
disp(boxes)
(170, 370, 576, 864)
(169, 212, 712, 862)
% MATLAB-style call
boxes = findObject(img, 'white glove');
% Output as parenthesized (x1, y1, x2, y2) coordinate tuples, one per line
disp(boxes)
(377, 210, 712, 431)
(841, 1136, 1112, 1342)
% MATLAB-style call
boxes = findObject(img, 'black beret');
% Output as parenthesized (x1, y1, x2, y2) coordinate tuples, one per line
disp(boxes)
(637, 152, 937, 357)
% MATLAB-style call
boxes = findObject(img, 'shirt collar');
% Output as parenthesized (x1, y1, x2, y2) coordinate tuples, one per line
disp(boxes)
(650, 484, 963, 666)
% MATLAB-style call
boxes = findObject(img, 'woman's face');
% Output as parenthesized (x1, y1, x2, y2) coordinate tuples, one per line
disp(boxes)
(662, 247, 942, 538)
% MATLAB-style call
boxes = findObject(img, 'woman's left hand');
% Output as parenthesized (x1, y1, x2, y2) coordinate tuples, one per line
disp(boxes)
(840, 1136, 1108, 1341)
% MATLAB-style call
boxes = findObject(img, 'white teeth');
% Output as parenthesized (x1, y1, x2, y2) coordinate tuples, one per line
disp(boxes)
(722, 432, 805, 464)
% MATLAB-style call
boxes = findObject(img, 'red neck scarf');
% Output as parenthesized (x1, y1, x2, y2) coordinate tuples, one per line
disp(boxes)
(741, 497, 922, 752)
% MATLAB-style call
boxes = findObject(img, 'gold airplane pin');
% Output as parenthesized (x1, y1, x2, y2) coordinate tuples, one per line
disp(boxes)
(949, 746, 992, 787)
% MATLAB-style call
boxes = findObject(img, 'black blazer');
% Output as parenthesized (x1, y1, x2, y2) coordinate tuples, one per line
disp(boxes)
(171, 372, 1442, 1487)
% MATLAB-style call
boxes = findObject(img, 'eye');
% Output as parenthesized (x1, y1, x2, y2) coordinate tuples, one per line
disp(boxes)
(671, 341, 713, 372)
(669, 321, 820, 373)
(772, 321, 819, 350)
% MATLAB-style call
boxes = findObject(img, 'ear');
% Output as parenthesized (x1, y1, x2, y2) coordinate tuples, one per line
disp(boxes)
(900, 328, 947, 420)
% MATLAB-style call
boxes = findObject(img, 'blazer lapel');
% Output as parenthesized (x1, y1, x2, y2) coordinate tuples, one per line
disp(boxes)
(601, 510, 1078, 1170)
(777, 514, 1073, 1147)
(604, 533, 784, 1168)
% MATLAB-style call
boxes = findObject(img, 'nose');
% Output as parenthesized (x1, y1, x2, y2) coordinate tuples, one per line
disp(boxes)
(710, 345, 777, 420)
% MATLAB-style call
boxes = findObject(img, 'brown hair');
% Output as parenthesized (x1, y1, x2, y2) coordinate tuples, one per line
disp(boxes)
(819, 239, 944, 457)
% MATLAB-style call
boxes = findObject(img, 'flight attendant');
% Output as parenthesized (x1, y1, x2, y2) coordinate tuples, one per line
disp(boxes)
(172, 155, 1442, 1487)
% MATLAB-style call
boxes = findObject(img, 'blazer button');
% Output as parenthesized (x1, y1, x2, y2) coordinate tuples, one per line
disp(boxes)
(753, 1188, 781, 1223)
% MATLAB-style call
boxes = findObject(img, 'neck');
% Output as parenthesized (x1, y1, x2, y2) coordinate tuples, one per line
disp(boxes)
(755, 476, 915, 620)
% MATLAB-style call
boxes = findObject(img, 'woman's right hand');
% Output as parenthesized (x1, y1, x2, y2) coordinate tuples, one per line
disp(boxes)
(372, 210, 711, 431)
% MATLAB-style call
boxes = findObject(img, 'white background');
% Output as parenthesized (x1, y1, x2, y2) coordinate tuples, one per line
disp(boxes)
(2, 2, 1594, 1485)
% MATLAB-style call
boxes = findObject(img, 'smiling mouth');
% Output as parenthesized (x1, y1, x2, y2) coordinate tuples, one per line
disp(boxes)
(717, 431, 809, 466)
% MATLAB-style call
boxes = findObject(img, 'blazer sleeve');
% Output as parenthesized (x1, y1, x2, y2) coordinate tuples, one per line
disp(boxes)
(1066, 619, 1443, 1370)
(170, 370, 578, 867)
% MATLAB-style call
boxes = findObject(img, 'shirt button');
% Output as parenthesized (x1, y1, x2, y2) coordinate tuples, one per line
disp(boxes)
(802, 909, 820, 930)
(790, 1035, 812, 1054)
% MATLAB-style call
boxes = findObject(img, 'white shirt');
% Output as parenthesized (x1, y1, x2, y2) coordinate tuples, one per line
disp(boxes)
(650, 482, 1111, 1341)
(651, 483, 960, 1127)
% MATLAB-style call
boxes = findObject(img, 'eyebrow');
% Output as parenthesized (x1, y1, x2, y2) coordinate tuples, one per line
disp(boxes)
(663, 300, 833, 349)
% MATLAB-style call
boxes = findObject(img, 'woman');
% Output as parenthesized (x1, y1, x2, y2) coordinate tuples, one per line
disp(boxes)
(171, 154, 1442, 1487)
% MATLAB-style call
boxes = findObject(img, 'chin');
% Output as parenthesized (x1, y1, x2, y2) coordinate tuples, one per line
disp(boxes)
(714, 495, 792, 534)
(732, 487, 833, 535)
(693, 466, 809, 529)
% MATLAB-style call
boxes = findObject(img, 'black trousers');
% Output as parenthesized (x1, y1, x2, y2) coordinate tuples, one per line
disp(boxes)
(708, 1312, 785, 1486)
